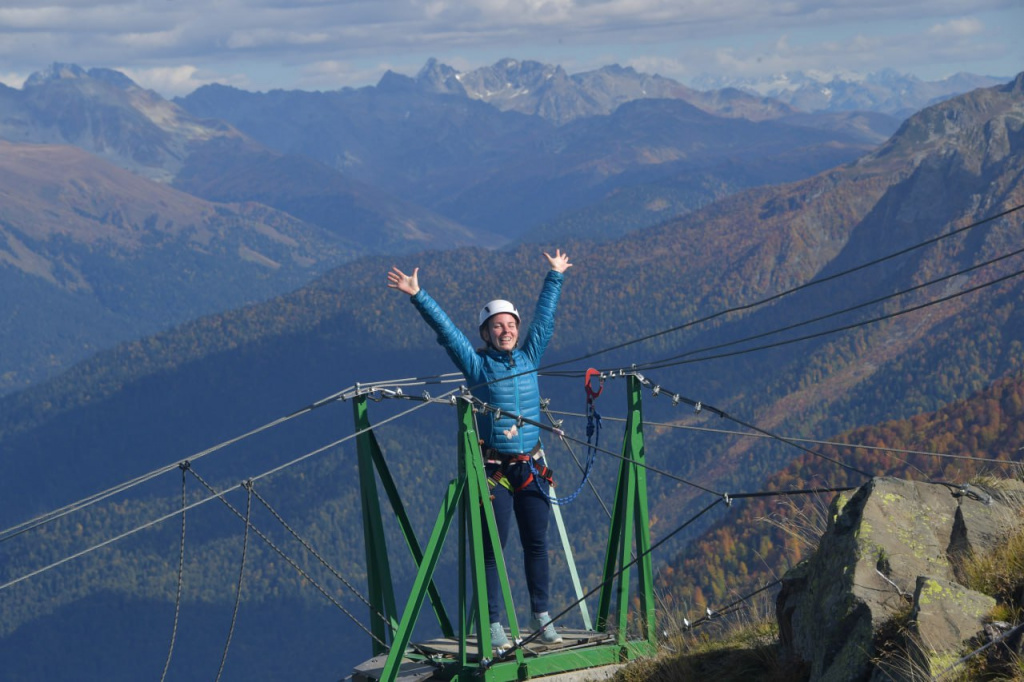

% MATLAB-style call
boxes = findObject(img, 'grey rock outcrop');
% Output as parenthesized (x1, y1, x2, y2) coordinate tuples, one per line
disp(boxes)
(776, 477, 1024, 681)
(902, 576, 996, 677)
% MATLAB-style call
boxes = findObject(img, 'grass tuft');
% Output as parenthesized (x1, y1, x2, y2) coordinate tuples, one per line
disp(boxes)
(613, 604, 809, 682)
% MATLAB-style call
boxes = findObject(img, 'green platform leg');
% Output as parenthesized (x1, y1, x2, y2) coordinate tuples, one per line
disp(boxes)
(354, 396, 454, 655)
(596, 375, 656, 647)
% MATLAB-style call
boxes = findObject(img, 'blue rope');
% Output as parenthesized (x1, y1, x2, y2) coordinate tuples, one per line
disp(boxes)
(533, 401, 601, 506)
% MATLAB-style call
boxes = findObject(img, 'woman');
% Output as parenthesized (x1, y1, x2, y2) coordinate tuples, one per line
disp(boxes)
(387, 250, 572, 650)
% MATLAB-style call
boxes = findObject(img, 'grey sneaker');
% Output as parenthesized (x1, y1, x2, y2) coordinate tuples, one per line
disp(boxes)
(530, 611, 562, 644)
(490, 621, 510, 650)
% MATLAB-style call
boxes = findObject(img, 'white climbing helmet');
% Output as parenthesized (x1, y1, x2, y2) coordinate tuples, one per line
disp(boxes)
(478, 299, 520, 328)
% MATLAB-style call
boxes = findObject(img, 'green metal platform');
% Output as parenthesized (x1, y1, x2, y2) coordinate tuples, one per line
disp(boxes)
(352, 629, 626, 682)
(350, 375, 657, 681)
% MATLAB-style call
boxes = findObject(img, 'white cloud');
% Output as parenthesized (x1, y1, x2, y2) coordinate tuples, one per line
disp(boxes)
(119, 65, 231, 96)
(927, 17, 984, 38)
(0, 6, 68, 29)
(623, 55, 690, 81)
(226, 28, 333, 50)
(294, 59, 400, 91)
(0, 71, 29, 89)
(112, 28, 186, 50)
(418, 0, 575, 23)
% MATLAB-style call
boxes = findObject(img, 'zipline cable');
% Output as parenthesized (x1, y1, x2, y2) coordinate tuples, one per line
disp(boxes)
(0, 376, 458, 545)
(684, 578, 783, 631)
(0, 383, 359, 544)
(639, 264, 1024, 371)
(0, 464, 181, 544)
(634, 241, 1024, 370)
(933, 621, 1024, 680)
(544, 409, 1024, 466)
(536, 255, 1024, 381)
(540, 202, 1024, 373)
(0, 388, 457, 593)
(622, 373, 876, 480)
(252, 486, 387, 624)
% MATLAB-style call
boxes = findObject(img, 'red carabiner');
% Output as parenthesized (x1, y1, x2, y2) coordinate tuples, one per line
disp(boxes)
(584, 368, 603, 402)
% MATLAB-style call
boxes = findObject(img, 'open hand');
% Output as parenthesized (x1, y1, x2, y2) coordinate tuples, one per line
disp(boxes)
(387, 266, 420, 296)
(544, 249, 573, 274)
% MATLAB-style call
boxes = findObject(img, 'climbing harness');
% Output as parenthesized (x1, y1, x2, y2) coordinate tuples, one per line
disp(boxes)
(484, 442, 554, 499)
(517, 453, 555, 493)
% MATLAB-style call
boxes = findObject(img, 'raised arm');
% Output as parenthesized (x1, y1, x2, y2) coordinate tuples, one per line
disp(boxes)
(518, 250, 570, 363)
(387, 264, 483, 379)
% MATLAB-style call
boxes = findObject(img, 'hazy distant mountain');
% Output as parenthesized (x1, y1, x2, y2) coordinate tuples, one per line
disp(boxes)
(692, 68, 1011, 118)
(437, 96, 884, 241)
(178, 70, 886, 240)
(417, 57, 796, 124)
(417, 58, 1003, 124)
(0, 139, 360, 394)
(172, 137, 496, 252)
(1, 63, 489, 253)
(0, 73, 1021, 682)
(2, 61, 895, 252)
(0, 63, 238, 182)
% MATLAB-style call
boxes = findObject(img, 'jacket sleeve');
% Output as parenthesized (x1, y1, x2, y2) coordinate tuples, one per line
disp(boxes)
(410, 289, 482, 379)
(520, 270, 564, 365)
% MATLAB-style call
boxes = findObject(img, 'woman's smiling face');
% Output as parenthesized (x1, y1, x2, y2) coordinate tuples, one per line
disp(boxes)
(483, 312, 519, 351)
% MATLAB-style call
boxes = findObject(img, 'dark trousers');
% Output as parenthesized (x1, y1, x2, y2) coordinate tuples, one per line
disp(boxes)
(483, 461, 551, 623)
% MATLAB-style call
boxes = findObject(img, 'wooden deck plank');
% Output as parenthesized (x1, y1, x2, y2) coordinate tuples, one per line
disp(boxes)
(413, 628, 615, 659)
(351, 653, 437, 682)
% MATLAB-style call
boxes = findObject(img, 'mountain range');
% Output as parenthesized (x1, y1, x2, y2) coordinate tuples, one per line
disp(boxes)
(692, 67, 1011, 119)
(407, 59, 1006, 123)
(0, 60, 906, 395)
(0, 64, 1021, 680)
(173, 63, 891, 239)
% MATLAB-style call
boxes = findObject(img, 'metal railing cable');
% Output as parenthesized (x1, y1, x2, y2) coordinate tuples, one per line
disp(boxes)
(182, 467, 391, 650)
(0, 386, 458, 593)
(158, 464, 189, 682)
(543, 409, 1022, 466)
(213, 480, 252, 682)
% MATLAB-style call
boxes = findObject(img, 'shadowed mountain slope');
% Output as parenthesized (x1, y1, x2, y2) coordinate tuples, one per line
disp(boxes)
(0, 140, 360, 393)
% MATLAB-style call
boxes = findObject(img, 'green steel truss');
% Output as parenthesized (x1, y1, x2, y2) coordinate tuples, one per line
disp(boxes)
(353, 375, 656, 681)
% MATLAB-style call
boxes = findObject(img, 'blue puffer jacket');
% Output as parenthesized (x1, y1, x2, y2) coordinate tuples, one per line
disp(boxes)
(411, 270, 564, 454)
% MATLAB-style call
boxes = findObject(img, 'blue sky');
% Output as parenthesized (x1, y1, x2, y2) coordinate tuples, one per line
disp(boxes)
(0, 0, 1020, 97)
